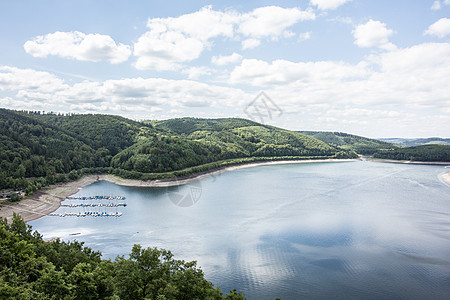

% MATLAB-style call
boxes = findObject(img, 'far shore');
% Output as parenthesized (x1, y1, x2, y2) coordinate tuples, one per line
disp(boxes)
(0, 158, 359, 223)
(368, 158, 450, 165)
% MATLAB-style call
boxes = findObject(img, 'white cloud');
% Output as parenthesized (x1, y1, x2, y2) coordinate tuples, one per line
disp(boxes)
(134, 6, 238, 71)
(181, 66, 214, 79)
(353, 19, 395, 50)
(0, 65, 250, 116)
(211, 53, 242, 66)
(238, 6, 315, 38)
(134, 6, 314, 70)
(24, 31, 131, 64)
(149, 5, 237, 42)
(431, 0, 441, 10)
(310, 0, 352, 10)
(425, 18, 450, 38)
(134, 30, 204, 71)
(229, 58, 369, 86)
(0, 66, 67, 92)
(431, 0, 450, 10)
(228, 43, 450, 111)
(299, 32, 312, 41)
(242, 38, 261, 50)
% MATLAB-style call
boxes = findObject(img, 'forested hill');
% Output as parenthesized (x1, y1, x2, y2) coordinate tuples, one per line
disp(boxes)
(111, 117, 351, 174)
(299, 131, 397, 155)
(373, 144, 450, 162)
(0, 110, 355, 192)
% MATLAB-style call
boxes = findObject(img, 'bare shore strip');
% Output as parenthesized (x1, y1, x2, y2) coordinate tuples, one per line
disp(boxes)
(0, 159, 358, 223)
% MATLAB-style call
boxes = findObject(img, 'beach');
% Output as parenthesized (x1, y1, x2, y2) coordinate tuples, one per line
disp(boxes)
(442, 173, 450, 184)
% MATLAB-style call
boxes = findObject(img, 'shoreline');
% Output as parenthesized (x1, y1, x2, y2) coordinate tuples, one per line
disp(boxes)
(442, 173, 450, 185)
(0, 158, 358, 223)
(101, 158, 360, 188)
(368, 158, 450, 165)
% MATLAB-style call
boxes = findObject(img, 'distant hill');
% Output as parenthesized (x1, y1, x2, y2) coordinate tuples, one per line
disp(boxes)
(110, 118, 353, 174)
(373, 144, 450, 162)
(299, 131, 397, 155)
(378, 137, 450, 147)
(0, 110, 356, 192)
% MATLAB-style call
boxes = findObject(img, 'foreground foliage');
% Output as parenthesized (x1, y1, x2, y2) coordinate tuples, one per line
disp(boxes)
(0, 214, 245, 299)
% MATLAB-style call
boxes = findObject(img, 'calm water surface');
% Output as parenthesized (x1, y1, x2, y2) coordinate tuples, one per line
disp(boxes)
(30, 161, 450, 299)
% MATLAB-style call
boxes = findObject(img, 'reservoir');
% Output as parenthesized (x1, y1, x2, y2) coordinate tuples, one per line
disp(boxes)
(29, 161, 450, 299)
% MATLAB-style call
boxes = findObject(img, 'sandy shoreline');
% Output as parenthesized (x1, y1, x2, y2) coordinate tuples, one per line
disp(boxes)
(0, 158, 358, 223)
(442, 173, 450, 184)
(0, 176, 100, 223)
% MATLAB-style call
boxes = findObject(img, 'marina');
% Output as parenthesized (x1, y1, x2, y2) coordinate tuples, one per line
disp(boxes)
(51, 195, 126, 217)
(60, 203, 127, 207)
(50, 211, 123, 217)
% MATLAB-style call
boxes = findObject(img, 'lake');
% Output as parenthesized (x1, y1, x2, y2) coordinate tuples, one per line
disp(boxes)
(29, 161, 450, 299)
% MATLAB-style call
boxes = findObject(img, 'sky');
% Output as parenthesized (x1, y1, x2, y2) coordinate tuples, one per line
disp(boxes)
(1, 0, 449, 138)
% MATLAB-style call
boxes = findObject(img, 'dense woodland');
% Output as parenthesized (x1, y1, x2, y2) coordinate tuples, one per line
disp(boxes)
(0, 214, 246, 299)
(373, 144, 450, 162)
(0, 109, 357, 193)
(299, 131, 397, 155)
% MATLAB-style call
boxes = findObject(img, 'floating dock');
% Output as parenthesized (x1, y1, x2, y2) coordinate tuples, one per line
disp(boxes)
(60, 203, 127, 207)
(67, 195, 126, 200)
(50, 212, 123, 217)
(52, 195, 127, 217)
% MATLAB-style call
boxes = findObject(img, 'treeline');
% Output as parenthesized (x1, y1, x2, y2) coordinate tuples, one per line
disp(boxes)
(0, 214, 246, 299)
(373, 144, 450, 162)
(0, 109, 357, 192)
(299, 131, 397, 155)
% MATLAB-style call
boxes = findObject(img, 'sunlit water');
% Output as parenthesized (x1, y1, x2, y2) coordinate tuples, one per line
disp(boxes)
(30, 161, 450, 299)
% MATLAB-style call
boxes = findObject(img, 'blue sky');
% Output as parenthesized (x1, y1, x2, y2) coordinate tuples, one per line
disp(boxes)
(1, 0, 449, 138)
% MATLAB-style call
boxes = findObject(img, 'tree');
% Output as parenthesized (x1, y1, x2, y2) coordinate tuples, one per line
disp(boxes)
(114, 244, 223, 299)
(8, 191, 21, 202)
(68, 263, 98, 299)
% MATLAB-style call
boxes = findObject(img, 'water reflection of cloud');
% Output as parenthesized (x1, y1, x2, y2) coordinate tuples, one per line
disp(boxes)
(38, 227, 97, 240)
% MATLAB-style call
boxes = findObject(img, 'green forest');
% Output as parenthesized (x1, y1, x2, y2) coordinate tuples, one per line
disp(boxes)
(299, 131, 397, 155)
(0, 214, 246, 299)
(0, 109, 357, 193)
(373, 144, 450, 162)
